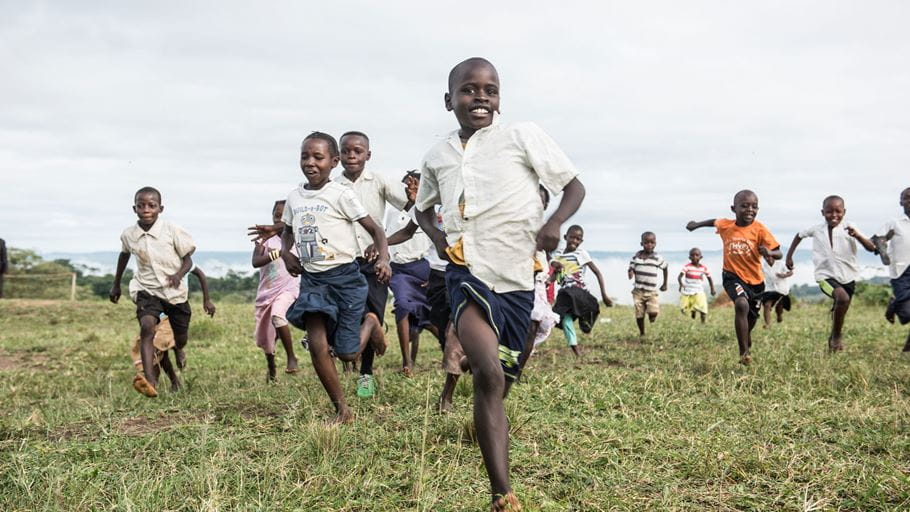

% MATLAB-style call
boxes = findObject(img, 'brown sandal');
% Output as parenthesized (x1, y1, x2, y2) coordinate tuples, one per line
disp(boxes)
(132, 374, 158, 398)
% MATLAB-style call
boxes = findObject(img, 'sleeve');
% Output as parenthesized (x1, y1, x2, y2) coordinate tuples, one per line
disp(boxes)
(382, 174, 409, 211)
(713, 218, 727, 234)
(281, 193, 294, 225)
(577, 249, 593, 267)
(338, 189, 368, 222)
(172, 224, 196, 258)
(875, 219, 896, 237)
(658, 255, 668, 270)
(702, 264, 711, 277)
(519, 122, 579, 194)
(761, 224, 780, 250)
(120, 231, 131, 254)
(415, 157, 440, 212)
(797, 224, 815, 239)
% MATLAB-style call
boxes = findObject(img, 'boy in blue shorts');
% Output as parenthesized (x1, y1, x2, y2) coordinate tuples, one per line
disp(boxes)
(872, 187, 910, 351)
(415, 57, 585, 511)
(281, 132, 391, 424)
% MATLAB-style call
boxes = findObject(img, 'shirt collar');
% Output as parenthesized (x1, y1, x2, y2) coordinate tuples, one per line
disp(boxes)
(446, 116, 503, 152)
(338, 169, 374, 184)
(136, 218, 163, 238)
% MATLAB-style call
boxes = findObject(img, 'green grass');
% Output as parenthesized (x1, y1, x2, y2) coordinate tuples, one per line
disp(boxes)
(1, 299, 909, 511)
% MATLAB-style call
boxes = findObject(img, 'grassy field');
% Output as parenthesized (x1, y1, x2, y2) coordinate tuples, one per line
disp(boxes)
(1, 298, 909, 511)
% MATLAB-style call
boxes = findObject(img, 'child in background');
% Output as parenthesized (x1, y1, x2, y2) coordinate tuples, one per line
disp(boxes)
(523, 187, 562, 363)
(872, 187, 910, 352)
(414, 57, 586, 511)
(785, 195, 874, 351)
(281, 132, 391, 424)
(678, 247, 715, 323)
(550, 225, 611, 357)
(628, 231, 668, 337)
(687, 189, 782, 365)
(110, 186, 197, 397)
(252, 200, 300, 381)
(761, 258, 793, 328)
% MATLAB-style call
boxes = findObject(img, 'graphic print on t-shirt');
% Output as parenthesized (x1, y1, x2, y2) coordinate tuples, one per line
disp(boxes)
(296, 213, 330, 263)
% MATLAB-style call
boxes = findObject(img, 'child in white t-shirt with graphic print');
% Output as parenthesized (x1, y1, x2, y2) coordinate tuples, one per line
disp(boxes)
(280, 132, 391, 424)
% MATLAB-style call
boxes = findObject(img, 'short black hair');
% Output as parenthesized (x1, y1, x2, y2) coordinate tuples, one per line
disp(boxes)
(641, 231, 656, 241)
(448, 57, 497, 93)
(134, 186, 161, 203)
(689, 247, 701, 255)
(822, 195, 844, 208)
(302, 131, 339, 157)
(567, 224, 584, 234)
(339, 131, 370, 147)
(733, 189, 757, 204)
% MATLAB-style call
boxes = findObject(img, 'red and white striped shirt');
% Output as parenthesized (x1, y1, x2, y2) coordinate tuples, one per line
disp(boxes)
(680, 263, 710, 295)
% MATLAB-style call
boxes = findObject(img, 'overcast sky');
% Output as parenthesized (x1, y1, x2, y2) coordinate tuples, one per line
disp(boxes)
(2, 1, 909, 254)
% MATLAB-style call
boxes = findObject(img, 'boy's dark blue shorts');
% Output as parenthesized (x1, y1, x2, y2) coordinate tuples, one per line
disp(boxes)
(357, 257, 390, 326)
(445, 263, 533, 382)
(287, 262, 367, 356)
(722, 271, 765, 318)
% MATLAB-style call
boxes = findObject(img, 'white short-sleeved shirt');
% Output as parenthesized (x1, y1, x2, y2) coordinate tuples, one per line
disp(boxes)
(797, 221, 862, 283)
(876, 216, 910, 279)
(550, 247, 592, 290)
(387, 209, 430, 264)
(120, 218, 196, 304)
(334, 169, 409, 256)
(415, 120, 579, 292)
(762, 258, 792, 295)
(411, 207, 448, 272)
(282, 181, 368, 273)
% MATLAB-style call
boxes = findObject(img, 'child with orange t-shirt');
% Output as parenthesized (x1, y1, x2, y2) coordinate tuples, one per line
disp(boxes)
(687, 189, 781, 365)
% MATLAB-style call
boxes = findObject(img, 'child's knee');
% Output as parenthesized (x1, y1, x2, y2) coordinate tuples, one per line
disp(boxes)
(139, 316, 157, 336)
(733, 298, 751, 315)
(833, 289, 851, 307)
(271, 315, 289, 329)
(470, 356, 505, 389)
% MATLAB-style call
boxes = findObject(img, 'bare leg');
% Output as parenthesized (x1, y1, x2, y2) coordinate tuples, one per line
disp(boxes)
(159, 351, 180, 392)
(733, 298, 752, 362)
(276, 324, 298, 371)
(456, 301, 512, 502)
(410, 327, 420, 367)
(438, 373, 460, 413)
(775, 302, 785, 323)
(265, 353, 277, 382)
(173, 329, 188, 370)
(305, 314, 352, 424)
(829, 288, 851, 351)
(396, 315, 412, 373)
(762, 301, 772, 328)
(636, 317, 645, 337)
(700, 312, 706, 324)
(902, 330, 910, 352)
(138, 316, 159, 389)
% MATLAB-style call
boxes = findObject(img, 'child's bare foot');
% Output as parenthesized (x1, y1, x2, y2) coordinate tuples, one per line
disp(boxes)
(491, 492, 522, 511)
(365, 313, 388, 356)
(285, 355, 300, 374)
(169, 378, 181, 393)
(739, 354, 752, 366)
(828, 337, 844, 352)
(132, 374, 158, 398)
(174, 348, 187, 370)
(400, 366, 412, 377)
(331, 405, 354, 425)
(437, 396, 453, 413)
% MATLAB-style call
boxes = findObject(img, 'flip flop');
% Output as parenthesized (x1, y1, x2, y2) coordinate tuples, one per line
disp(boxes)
(132, 374, 158, 398)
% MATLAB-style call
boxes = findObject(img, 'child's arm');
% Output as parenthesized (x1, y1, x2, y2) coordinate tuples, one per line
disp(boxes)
(387, 220, 418, 246)
(627, 265, 634, 280)
(585, 261, 613, 307)
(784, 234, 802, 269)
(415, 207, 449, 262)
(109, 251, 131, 303)
(251, 241, 278, 269)
(686, 219, 716, 231)
(759, 245, 782, 266)
(846, 226, 876, 252)
(660, 266, 668, 291)
(248, 222, 286, 243)
(190, 267, 216, 317)
(677, 271, 685, 292)
(776, 269, 794, 279)
(706, 274, 716, 295)
(536, 177, 585, 251)
(358, 216, 391, 284)
(280, 225, 303, 276)
(166, 250, 195, 288)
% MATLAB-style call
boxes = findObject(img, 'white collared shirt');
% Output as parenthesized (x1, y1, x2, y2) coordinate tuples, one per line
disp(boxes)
(415, 120, 579, 292)
(120, 218, 196, 304)
(876, 216, 910, 279)
(797, 221, 862, 283)
(386, 209, 431, 264)
(334, 169, 409, 255)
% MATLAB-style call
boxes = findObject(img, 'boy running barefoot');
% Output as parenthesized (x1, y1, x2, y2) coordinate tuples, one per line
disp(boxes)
(678, 247, 715, 323)
(281, 132, 391, 424)
(628, 231, 668, 337)
(785, 195, 874, 351)
(761, 258, 793, 328)
(415, 57, 585, 511)
(871, 187, 910, 351)
(110, 186, 196, 397)
(687, 190, 782, 365)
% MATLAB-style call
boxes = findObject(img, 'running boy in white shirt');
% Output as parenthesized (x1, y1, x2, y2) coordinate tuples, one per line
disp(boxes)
(678, 247, 715, 323)
(414, 57, 585, 512)
(760, 258, 793, 328)
(871, 187, 910, 352)
(281, 132, 391, 424)
(785, 195, 874, 352)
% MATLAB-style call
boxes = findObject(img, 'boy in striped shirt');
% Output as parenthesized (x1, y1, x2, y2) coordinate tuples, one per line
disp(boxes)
(628, 231, 668, 337)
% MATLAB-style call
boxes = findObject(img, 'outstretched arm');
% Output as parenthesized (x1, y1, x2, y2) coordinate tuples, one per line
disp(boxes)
(846, 226, 875, 252)
(586, 261, 613, 307)
(706, 275, 716, 295)
(537, 177, 585, 252)
(784, 234, 802, 269)
(686, 219, 716, 231)
(387, 220, 419, 246)
(109, 252, 131, 303)
(759, 246, 782, 266)
(190, 267, 216, 316)
(677, 271, 685, 292)
(416, 207, 449, 262)
(358, 216, 391, 284)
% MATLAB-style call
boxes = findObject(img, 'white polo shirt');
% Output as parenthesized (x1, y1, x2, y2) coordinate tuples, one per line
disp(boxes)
(876, 216, 910, 279)
(120, 218, 196, 304)
(796, 221, 863, 283)
(282, 181, 367, 273)
(415, 120, 579, 293)
(334, 169, 409, 256)
(762, 258, 792, 295)
(386, 209, 431, 264)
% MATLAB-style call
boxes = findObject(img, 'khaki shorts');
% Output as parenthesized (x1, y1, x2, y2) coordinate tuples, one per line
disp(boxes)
(632, 288, 661, 318)
(131, 316, 176, 369)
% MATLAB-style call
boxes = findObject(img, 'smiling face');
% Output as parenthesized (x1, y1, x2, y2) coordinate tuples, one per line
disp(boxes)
(731, 191, 759, 226)
(821, 197, 845, 228)
(133, 191, 163, 229)
(901, 187, 910, 216)
(564, 227, 584, 252)
(445, 59, 500, 138)
(300, 138, 339, 189)
(339, 134, 371, 175)
(689, 248, 702, 265)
